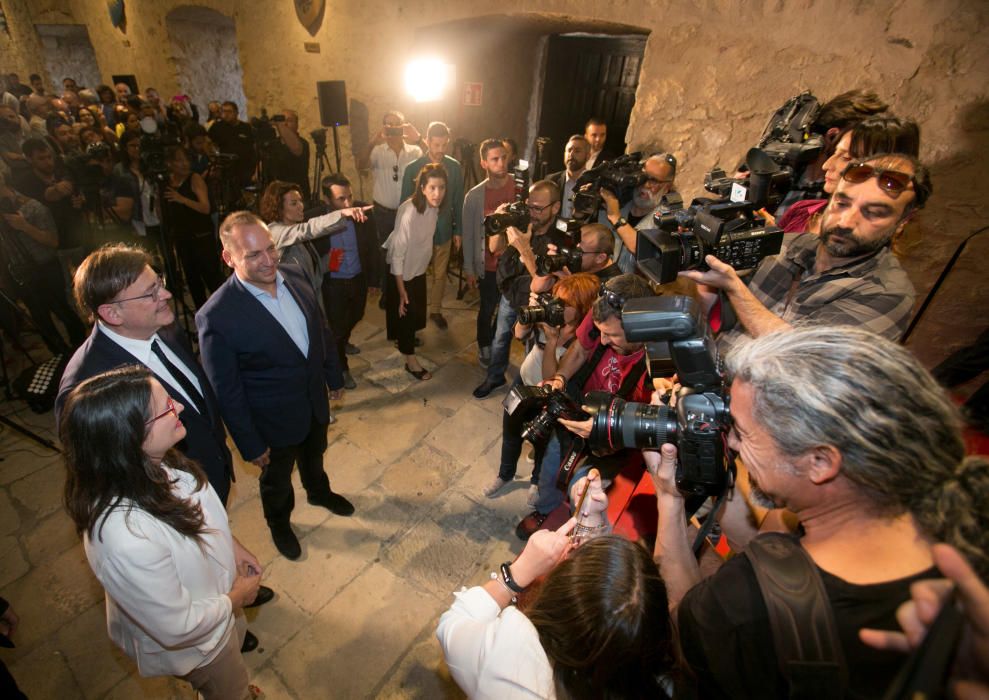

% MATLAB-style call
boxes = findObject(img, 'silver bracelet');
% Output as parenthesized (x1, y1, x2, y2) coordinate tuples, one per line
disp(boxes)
(490, 571, 518, 605)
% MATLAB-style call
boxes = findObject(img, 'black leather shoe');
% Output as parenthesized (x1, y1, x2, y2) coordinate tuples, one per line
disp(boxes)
(241, 629, 259, 653)
(270, 525, 301, 560)
(472, 376, 506, 399)
(345, 343, 361, 355)
(244, 585, 274, 609)
(308, 491, 355, 516)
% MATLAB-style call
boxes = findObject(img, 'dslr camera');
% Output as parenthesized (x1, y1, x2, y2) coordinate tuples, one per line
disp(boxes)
(484, 160, 531, 236)
(585, 295, 733, 497)
(517, 293, 567, 327)
(534, 246, 583, 276)
(636, 197, 783, 285)
(503, 385, 588, 444)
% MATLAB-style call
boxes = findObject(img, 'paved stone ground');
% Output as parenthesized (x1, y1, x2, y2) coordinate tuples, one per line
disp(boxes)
(0, 281, 534, 699)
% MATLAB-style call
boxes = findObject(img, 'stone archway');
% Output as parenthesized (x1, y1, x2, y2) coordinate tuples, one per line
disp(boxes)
(165, 5, 247, 117)
(34, 24, 101, 92)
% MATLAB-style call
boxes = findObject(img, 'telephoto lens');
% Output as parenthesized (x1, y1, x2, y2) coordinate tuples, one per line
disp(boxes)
(584, 391, 678, 453)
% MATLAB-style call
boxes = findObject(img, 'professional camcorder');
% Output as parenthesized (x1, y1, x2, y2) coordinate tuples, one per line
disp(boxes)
(585, 295, 734, 497)
(484, 160, 531, 236)
(636, 197, 784, 285)
(569, 152, 645, 223)
(503, 385, 588, 444)
(517, 293, 567, 327)
(249, 108, 281, 148)
(138, 118, 182, 182)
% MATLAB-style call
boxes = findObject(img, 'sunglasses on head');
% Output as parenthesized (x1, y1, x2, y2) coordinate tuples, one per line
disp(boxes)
(599, 284, 625, 311)
(841, 162, 915, 197)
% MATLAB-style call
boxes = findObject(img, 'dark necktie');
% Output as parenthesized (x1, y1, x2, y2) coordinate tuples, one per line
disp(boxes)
(150, 339, 208, 416)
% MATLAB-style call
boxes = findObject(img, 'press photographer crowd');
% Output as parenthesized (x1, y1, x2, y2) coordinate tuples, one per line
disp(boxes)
(1, 69, 987, 700)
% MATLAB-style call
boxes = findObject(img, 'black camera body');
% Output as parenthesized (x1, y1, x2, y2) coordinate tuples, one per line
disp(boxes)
(636, 198, 783, 285)
(518, 293, 567, 327)
(585, 295, 733, 497)
(504, 384, 588, 444)
(535, 246, 583, 276)
(484, 161, 531, 236)
(570, 152, 645, 223)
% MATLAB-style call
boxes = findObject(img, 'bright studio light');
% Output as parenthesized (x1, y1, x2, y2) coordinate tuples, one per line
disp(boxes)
(404, 58, 453, 102)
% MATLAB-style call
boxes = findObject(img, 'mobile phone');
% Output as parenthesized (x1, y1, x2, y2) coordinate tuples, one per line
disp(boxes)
(385, 126, 403, 137)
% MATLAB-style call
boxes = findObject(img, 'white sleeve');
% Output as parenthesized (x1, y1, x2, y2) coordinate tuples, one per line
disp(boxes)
(388, 205, 414, 277)
(270, 211, 347, 250)
(92, 519, 233, 652)
(436, 586, 504, 697)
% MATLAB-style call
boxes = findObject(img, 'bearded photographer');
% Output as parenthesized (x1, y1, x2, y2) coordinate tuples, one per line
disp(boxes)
(649, 325, 989, 698)
(599, 153, 677, 274)
(515, 273, 654, 539)
(472, 179, 568, 399)
(687, 152, 930, 353)
(529, 223, 622, 295)
(268, 110, 310, 202)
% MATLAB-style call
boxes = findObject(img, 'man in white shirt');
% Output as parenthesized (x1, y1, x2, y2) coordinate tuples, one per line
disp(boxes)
(358, 110, 423, 290)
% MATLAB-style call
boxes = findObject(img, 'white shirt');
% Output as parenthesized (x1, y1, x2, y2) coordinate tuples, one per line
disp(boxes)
(370, 142, 422, 209)
(437, 586, 555, 699)
(98, 323, 204, 412)
(383, 199, 438, 280)
(237, 271, 309, 356)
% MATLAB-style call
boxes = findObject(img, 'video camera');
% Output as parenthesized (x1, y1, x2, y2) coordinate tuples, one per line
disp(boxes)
(636, 196, 784, 285)
(569, 152, 645, 223)
(138, 118, 183, 182)
(483, 160, 531, 236)
(503, 384, 588, 445)
(517, 293, 567, 327)
(585, 295, 734, 497)
(249, 108, 282, 148)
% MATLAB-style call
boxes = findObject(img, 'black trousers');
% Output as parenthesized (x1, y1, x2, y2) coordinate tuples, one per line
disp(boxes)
(174, 231, 224, 308)
(322, 273, 368, 372)
(477, 271, 499, 348)
(16, 257, 86, 354)
(386, 273, 426, 355)
(259, 418, 331, 527)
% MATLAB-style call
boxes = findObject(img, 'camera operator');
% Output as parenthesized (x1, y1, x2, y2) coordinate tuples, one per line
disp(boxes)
(687, 152, 931, 353)
(516, 273, 654, 539)
(775, 116, 920, 235)
(652, 325, 989, 698)
(0, 173, 85, 353)
(530, 223, 622, 294)
(81, 142, 138, 244)
(207, 101, 256, 186)
(268, 109, 310, 202)
(484, 273, 600, 500)
(472, 179, 567, 399)
(114, 131, 160, 241)
(547, 135, 589, 219)
(600, 152, 677, 273)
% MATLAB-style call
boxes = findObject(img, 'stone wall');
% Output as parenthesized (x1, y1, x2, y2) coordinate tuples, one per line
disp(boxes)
(3, 0, 987, 367)
(35, 26, 102, 90)
(165, 7, 247, 115)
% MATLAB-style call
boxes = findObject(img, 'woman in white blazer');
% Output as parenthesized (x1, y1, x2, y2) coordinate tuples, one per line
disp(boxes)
(61, 366, 262, 699)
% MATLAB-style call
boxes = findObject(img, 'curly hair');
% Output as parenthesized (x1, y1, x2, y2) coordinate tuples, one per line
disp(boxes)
(259, 180, 302, 223)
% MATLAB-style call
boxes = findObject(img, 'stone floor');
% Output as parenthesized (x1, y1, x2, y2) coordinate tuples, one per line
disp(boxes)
(0, 281, 534, 699)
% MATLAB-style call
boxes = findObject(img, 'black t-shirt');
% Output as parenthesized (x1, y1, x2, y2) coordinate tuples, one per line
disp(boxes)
(593, 261, 623, 282)
(497, 227, 573, 308)
(11, 166, 83, 248)
(676, 540, 939, 700)
(207, 120, 257, 184)
(269, 138, 310, 201)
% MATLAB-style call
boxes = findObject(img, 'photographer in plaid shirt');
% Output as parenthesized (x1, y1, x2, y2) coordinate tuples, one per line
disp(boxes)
(682, 152, 931, 351)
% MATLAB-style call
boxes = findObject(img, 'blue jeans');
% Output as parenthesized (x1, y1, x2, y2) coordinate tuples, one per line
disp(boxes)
(486, 295, 517, 382)
(498, 376, 546, 482)
(534, 432, 564, 515)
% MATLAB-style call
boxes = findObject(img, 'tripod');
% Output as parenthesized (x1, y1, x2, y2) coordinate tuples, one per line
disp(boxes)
(310, 129, 333, 206)
(0, 289, 59, 451)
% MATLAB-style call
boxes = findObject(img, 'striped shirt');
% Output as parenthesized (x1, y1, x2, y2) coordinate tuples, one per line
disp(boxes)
(717, 232, 916, 354)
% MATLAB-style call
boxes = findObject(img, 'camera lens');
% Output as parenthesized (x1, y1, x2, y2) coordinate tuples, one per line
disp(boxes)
(521, 410, 554, 444)
(587, 393, 677, 452)
(517, 305, 545, 326)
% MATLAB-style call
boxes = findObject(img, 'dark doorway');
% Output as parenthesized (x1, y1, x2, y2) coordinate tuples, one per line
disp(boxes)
(537, 35, 646, 168)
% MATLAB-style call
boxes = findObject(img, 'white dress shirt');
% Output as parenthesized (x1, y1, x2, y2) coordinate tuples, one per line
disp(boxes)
(237, 271, 309, 356)
(370, 142, 423, 209)
(383, 200, 438, 280)
(436, 586, 555, 699)
(98, 323, 204, 412)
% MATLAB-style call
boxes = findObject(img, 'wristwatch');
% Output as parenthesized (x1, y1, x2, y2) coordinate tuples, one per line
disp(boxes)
(612, 216, 628, 229)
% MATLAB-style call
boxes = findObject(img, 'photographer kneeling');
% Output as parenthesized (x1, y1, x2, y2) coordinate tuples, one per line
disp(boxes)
(515, 273, 654, 540)
(651, 325, 989, 698)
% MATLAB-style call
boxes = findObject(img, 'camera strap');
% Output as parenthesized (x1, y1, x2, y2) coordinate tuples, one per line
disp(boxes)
(745, 533, 847, 700)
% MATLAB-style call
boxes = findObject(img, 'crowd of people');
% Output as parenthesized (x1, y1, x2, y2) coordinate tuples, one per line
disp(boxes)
(0, 68, 986, 699)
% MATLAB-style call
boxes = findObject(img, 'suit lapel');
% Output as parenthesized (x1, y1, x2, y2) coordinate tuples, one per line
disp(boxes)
(230, 274, 308, 360)
(280, 269, 317, 361)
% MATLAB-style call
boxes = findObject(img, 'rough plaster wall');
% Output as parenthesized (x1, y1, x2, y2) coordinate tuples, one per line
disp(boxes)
(166, 14, 246, 115)
(38, 31, 101, 89)
(3, 0, 988, 367)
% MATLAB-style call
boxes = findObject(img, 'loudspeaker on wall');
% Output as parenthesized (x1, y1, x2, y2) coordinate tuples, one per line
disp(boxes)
(317, 80, 348, 126)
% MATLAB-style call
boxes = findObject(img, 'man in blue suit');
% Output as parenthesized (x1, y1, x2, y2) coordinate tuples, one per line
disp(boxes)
(196, 211, 353, 560)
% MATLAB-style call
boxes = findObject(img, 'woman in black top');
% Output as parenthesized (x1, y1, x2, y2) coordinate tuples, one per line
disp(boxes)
(163, 146, 223, 308)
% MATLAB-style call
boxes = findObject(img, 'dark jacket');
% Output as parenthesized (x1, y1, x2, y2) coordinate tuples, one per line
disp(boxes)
(56, 323, 235, 505)
(195, 262, 343, 462)
(305, 200, 382, 284)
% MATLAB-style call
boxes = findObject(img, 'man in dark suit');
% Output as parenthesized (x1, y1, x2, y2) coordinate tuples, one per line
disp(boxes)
(306, 172, 381, 389)
(546, 134, 589, 220)
(196, 211, 353, 560)
(55, 243, 273, 652)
